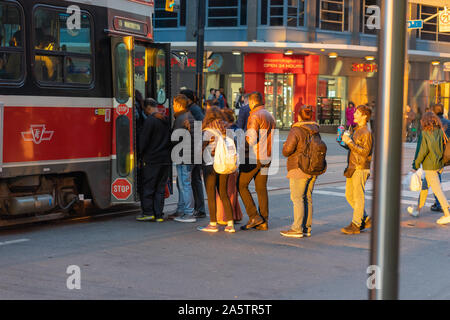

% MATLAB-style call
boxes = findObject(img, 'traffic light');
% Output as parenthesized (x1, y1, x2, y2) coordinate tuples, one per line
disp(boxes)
(165, 0, 179, 12)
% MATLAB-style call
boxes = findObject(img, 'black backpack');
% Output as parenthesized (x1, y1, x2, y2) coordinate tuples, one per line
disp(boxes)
(298, 126, 328, 176)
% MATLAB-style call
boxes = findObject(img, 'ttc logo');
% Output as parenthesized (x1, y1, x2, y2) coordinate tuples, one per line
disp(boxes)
(21, 125, 54, 145)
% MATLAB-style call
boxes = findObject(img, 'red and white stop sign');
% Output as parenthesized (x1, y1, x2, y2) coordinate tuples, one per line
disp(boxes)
(111, 178, 132, 200)
(116, 104, 129, 116)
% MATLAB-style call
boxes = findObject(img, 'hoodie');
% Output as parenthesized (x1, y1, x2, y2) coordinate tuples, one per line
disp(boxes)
(139, 112, 171, 165)
(282, 121, 320, 173)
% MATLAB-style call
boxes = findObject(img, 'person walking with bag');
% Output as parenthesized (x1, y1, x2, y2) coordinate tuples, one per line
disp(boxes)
(198, 107, 237, 233)
(412, 112, 450, 225)
(280, 105, 327, 238)
(340, 105, 373, 235)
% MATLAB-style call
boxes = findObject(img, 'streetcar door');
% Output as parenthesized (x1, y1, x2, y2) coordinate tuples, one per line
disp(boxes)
(136, 42, 172, 193)
(110, 36, 136, 204)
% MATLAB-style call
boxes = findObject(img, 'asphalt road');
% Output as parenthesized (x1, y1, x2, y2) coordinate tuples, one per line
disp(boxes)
(0, 134, 449, 300)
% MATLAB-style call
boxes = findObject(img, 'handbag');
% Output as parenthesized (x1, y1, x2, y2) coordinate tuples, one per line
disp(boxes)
(441, 128, 450, 166)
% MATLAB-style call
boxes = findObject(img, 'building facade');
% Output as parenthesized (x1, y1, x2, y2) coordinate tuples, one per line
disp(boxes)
(154, 0, 450, 130)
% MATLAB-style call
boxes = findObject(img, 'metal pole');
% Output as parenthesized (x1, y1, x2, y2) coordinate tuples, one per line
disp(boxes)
(195, 0, 205, 108)
(370, 0, 407, 300)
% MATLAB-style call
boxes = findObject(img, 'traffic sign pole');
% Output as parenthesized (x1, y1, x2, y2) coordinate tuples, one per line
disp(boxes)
(370, 0, 407, 300)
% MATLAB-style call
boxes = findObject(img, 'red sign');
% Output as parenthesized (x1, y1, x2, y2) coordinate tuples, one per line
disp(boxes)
(116, 104, 129, 116)
(112, 178, 132, 200)
(352, 63, 378, 73)
(245, 53, 305, 74)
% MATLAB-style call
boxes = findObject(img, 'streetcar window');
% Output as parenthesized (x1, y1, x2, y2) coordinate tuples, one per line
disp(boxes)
(33, 6, 93, 86)
(155, 49, 166, 104)
(114, 43, 131, 103)
(0, 2, 24, 82)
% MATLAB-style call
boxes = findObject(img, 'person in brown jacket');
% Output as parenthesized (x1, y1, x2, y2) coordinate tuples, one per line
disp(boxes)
(341, 105, 373, 234)
(280, 105, 319, 238)
(238, 91, 276, 231)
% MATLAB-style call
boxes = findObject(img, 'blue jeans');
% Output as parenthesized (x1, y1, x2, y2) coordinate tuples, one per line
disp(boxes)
(176, 164, 195, 215)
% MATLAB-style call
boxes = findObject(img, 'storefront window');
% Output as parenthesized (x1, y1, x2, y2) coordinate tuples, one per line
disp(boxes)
(430, 82, 450, 116)
(317, 76, 347, 125)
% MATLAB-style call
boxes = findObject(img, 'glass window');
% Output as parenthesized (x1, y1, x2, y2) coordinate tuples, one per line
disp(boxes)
(0, 2, 24, 82)
(156, 49, 167, 104)
(260, 0, 305, 27)
(361, 0, 379, 35)
(418, 5, 450, 43)
(154, 0, 187, 28)
(318, 0, 349, 32)
(207, 0, 243, 27)
(114, 43, 131, 104)
(33, 6, 93, 85)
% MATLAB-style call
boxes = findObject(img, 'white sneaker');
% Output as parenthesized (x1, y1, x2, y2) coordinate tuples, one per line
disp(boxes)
(407, 206, 419, 217)
(436, 215, 450, 225)
(174, 214, 197, 223)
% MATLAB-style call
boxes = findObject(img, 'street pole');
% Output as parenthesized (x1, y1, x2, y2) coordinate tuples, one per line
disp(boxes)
(370, 0, 407, 300)
(195, 0, 205, 108)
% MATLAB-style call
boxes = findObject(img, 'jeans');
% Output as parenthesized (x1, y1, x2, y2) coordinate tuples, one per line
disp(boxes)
(140, 164, 169, 218)
(289, 176, 317, 233)
(237, 162, 270, 221)
(192, 164, 206, 213)
(418, 169, 444, 210)
(345, 169, 370, 227)
(176, 164, 195, 215)
(424, 170, 449, 213)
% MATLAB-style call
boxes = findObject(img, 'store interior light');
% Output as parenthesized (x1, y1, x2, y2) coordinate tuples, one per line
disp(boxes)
(179, 50, 187, 56)
(320, 49, 325, 52)
(365, 56, 375, 61)
(328, 52, 338, 59)
(431, 61, 440, 66)
(284, 50, 293, 55)
(232, 50, 241, 55)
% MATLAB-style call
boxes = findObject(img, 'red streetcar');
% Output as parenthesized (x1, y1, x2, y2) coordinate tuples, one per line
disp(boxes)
(0, 0, 171, 225)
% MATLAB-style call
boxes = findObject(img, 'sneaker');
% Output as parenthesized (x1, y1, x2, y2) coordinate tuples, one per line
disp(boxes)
(136, 214, 155, 222)
(197, 224, 219, 232)
(360, 216, 372, 231)
(193, 210, 207, 219)
(407, 206, 419, 217)
(174, 214, 197, 223)
(303, 232, 311, 237)
(341, 222, 361, 235)
(155, 217, 165, 222)
(168, 211, 183, 220)
(224, 225, 236, 233)
(280, 229, 304, 238)
(436, 215, 450, 225)
(431, 204, 443, 212)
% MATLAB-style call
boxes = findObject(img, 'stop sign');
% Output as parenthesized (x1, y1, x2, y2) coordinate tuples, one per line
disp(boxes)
(111, 178, 132, 200)
(116, 104, 129, 116)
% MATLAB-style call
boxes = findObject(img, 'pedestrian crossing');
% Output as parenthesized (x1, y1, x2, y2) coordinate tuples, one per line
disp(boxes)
(315, 179, 450, 208)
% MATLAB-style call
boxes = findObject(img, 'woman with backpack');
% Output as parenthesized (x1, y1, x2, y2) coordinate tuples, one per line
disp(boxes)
(412, 112, 450, 225)
(198, 107, 236, 233)
(280, 105, 324, 238)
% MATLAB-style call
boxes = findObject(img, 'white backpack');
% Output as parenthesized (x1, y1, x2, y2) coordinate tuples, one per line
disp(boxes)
(213, 135, 238, 174)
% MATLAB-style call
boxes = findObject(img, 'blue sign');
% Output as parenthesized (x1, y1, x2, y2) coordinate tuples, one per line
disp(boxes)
(408, 20, 423, 29)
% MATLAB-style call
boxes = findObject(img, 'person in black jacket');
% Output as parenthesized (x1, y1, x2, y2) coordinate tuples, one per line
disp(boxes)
(136, 98, 171, 222)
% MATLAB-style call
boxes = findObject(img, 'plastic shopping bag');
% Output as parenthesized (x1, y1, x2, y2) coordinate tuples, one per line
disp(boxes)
(409, 168, 423, 192)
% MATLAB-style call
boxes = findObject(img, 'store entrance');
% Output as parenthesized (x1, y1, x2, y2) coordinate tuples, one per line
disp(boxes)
(430, 82, 450, 116)
(264, 73, 294, 129)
